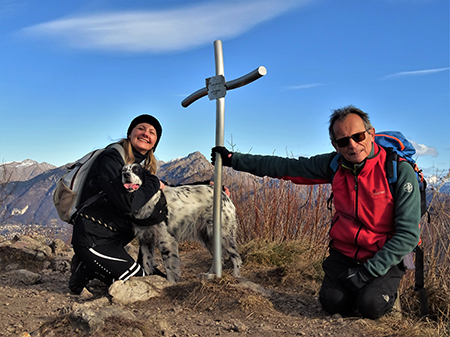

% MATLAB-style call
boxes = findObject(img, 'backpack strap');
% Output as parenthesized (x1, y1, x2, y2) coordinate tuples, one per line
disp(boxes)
(383, 147, 399, 186)
(327, 153, 341, 211)
(71, 192, 105, 223)
(108, 143, 126, 160)
(329, 153, 341, 177)
(414, 246, 429, 316)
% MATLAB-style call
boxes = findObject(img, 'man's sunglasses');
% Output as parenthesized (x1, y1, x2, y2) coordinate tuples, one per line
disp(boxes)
(335, 131, 368, 148)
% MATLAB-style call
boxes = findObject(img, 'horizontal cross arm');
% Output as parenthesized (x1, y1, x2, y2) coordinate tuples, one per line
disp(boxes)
(225, 66, 267, 91)
(181, 66, 267, 108)
(181, 87, 208, 108)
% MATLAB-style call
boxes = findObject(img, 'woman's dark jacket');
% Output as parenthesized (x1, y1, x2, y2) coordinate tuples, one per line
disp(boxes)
(71, 144, 160, 248)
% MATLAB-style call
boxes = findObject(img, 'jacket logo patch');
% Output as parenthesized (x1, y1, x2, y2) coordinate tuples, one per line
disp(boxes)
(404, 182, 413, 193)
(372, 190, 386, 196)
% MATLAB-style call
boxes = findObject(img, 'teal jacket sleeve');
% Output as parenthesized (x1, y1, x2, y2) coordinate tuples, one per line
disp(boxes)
(231, 152, 337, 185)
(365, 161, 421, 277)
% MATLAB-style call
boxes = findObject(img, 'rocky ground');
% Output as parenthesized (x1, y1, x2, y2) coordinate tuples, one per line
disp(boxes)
(0, 235, 440, 337)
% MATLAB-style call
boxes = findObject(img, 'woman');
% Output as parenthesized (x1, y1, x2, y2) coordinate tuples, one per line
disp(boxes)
(69, 114, 165, 294)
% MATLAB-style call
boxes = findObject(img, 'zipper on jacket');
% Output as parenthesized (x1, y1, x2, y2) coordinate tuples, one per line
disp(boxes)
(354, 174, 358, 219)
(340, 162, 364, 262)
(353, 247, 361, 261)
(353, 174, 362, 261)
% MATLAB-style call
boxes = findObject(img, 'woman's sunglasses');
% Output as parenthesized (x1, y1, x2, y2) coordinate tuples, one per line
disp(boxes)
(335, 131, 368, 148)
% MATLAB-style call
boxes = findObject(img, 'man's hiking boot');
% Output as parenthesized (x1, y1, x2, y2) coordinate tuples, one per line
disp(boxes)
(69, 255, 91, 295)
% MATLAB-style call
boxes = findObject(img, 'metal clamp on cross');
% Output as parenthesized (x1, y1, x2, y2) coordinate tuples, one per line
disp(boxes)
(182, 40, 267, 278)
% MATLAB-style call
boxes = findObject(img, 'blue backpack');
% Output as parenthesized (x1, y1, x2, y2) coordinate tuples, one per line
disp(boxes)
(329, 130, 429, 316)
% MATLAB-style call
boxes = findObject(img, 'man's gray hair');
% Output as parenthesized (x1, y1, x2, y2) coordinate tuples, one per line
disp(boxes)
(329, 105, 373, 141)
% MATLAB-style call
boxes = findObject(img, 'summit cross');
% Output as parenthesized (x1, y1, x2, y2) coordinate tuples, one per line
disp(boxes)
(182, 40, 266, 278)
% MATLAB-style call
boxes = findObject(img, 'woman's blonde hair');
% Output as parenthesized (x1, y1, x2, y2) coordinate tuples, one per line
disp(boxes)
(118, 138, 158, 174)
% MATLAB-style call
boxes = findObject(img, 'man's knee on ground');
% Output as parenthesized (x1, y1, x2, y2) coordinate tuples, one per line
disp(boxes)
(319, 287, 354, 315)
(357, 288, 396, 319)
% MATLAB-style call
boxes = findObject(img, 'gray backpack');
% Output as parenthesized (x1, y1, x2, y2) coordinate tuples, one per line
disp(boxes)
(53, 143, 125, 224)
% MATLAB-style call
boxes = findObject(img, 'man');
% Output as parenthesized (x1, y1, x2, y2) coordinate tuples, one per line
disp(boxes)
(211, 105, 420, 319)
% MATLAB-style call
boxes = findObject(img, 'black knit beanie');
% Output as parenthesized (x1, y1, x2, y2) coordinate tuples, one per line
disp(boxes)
(127, 114, 162, 151)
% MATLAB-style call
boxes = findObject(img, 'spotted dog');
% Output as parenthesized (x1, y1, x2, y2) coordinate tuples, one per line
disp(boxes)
(121, 163, 242, 283)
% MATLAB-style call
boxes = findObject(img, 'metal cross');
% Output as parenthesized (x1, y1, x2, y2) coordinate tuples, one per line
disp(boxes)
(182, 40, 266, 278)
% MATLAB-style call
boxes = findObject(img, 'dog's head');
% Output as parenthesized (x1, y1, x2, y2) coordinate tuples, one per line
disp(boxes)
(121, 163, 144, 192)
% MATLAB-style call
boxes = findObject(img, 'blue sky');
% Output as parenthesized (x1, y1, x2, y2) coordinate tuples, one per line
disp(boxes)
(1, 0, 449, 176)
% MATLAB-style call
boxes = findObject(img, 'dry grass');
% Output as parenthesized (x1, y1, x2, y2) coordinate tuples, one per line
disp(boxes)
(240, 240, 324, 285)
(165, 274, 274, 315)
(229, 174, 331, 250)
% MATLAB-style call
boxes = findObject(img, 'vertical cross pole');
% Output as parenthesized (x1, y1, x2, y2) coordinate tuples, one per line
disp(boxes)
(182, 40, 266, 279)
(212, 40, 225, 277)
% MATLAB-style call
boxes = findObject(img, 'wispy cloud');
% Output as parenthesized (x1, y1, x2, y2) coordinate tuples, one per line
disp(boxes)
(410, 140, 439, 157)
(19, 0, 310, 53)
(284, 83, 326, 90)
(381, 67, 450, 80)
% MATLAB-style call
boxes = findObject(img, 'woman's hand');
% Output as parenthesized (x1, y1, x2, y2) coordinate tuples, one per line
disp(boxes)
(160, 180, 166, 190)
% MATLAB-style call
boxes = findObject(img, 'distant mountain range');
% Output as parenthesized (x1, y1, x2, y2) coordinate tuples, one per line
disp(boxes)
(1, 152, 449, 237)
(0, 152, 221, 232)
(0, 159, 55, 182)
